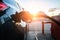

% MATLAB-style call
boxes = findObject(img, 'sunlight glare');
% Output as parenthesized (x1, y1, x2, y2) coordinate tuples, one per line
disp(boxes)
(21, 1, 53, 16)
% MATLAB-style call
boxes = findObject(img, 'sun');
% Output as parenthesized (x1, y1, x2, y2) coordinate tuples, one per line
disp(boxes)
(23, 3, 49, 15)
(20, 0, 54, 17)
(24, 3, 40, 15)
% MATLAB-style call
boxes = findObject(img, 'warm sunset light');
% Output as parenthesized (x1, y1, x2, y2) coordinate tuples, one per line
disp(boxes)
(21, 1, 48, 14)
(23, 2, 48, 15)
(19, 0, 60, 17)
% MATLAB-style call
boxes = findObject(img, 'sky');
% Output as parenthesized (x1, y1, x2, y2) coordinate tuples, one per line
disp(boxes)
(20, 0, 60, 8)
(19, 0, 60, 16)
(20, 0, 60, 9)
